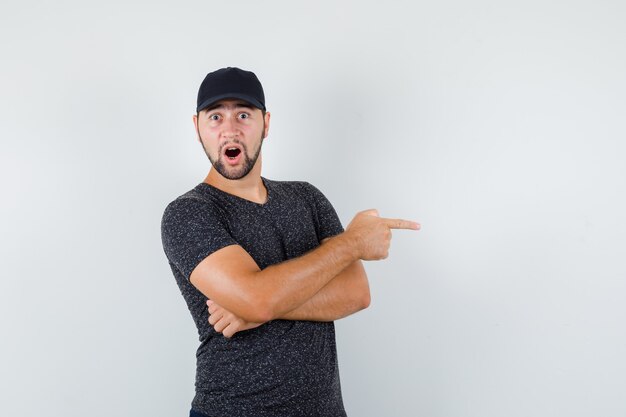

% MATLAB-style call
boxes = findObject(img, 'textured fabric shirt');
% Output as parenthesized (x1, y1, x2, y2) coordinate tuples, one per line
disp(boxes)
(160, 177, 347, 417)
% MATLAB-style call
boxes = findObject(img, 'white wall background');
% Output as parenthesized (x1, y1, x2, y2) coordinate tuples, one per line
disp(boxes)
(1, 1, 625, 416)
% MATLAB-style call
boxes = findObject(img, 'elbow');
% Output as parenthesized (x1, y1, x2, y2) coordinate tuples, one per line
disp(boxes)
(345, 290, 370, 318)
(354, 262, 370, 311)
(355, 274, 371, 311)
(362, 292, 371, 309)
(349, 283, 371, 314)
(359, 290, 371, 310)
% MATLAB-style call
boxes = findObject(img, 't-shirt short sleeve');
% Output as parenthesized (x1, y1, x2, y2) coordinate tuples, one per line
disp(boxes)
(161, 197, 237, 281)
(305, 182, 345, 241)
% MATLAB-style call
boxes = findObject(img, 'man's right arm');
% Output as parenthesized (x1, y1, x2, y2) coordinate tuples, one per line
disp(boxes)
(190, 209, 419, 323)
(191, 232, 358, 323)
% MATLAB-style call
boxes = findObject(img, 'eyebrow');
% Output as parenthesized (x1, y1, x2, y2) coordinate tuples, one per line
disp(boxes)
(204, 102, 254, 113)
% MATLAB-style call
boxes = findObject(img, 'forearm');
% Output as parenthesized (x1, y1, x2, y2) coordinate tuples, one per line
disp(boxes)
(204, 209, 419, 336)
(195, 209, 417, 323)
(206, 258, 369, 337)
(252, 233, 360, 321)
(279, 259, 370, 321)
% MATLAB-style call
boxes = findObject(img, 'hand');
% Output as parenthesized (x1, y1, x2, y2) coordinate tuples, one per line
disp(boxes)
(345, 209, 420, 260)
(206, 300, 264, 338)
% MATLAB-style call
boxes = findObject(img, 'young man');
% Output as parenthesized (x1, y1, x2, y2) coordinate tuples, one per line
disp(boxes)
(161, 67, 419, 417)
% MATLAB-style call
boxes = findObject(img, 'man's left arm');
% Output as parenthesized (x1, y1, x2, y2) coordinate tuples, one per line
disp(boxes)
(284, 183, 371, 320)
(279, 237, 370, 321)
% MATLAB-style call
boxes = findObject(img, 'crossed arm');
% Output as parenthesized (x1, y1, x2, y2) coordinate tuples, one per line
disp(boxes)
(191, 234, 371, 338)
(207, 254, 369, 337)
(190, 209, 419, 338)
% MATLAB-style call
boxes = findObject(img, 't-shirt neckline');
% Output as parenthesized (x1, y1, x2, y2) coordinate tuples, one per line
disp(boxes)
(197, 176, 271, 207)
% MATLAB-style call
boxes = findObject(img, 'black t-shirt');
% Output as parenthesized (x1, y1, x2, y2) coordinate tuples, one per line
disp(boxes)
(161, 177, 347, 417)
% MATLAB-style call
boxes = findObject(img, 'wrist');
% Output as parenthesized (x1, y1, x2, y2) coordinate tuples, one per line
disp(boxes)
(334, 230, 361, 261)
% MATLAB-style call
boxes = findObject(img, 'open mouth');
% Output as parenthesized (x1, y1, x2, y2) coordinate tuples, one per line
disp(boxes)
(225, 147, 242, 160)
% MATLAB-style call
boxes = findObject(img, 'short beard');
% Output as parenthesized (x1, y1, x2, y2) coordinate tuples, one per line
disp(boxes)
(198, 122, 265, 180)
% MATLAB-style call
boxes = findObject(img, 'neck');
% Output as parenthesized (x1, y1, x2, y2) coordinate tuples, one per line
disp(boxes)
(203, 155, 267, 204)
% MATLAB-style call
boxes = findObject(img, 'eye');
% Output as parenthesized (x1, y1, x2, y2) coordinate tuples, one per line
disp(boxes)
(238, 112, 250, 120)
(209, 114, 220, 121)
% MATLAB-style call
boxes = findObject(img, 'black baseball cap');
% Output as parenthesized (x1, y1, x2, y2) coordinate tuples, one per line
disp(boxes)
(196, 67, 266, 113)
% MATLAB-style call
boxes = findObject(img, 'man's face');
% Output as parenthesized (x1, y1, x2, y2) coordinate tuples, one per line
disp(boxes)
(193, 99, 270, 180)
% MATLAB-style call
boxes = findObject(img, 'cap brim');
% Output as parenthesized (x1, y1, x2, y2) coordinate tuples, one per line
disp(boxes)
(197, 93, 265, 113)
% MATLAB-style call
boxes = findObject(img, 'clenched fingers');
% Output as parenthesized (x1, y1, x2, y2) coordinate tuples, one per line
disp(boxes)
(213, 316, 231, 333)
(222, 322, 242, 339)
(208, 311, 224, 326)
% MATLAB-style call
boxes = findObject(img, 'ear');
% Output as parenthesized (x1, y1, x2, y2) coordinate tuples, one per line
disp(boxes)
(262, 111, 271, 139)
(192, 114, 200, 143)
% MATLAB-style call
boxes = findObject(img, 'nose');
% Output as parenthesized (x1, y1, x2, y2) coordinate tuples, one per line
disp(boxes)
(221, 115, 239, 138)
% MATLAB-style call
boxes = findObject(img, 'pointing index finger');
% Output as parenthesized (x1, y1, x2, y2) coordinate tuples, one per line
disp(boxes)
(382, 218, 421, 230)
